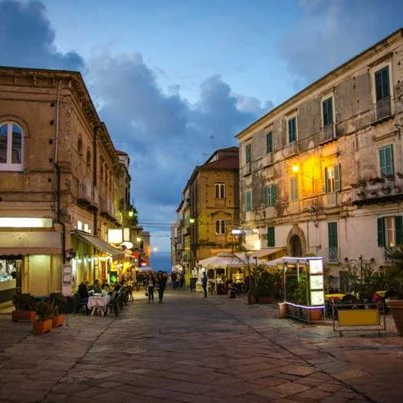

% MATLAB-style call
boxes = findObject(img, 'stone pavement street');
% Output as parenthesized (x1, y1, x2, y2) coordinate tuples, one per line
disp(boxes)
(1, 288, 403, 402)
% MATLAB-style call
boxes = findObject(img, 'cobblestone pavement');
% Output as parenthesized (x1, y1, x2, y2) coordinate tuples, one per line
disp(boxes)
(1, 288, 403, 402)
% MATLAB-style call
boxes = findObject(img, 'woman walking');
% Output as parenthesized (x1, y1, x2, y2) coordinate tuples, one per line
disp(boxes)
(157, 272, 168, 303)
(147, 272, 155, 303)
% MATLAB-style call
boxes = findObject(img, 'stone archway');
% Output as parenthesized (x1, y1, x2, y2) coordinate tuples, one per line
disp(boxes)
(286, 225, 306, 257)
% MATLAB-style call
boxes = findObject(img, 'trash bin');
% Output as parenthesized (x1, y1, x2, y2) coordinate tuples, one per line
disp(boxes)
(278, 302, 287, 319)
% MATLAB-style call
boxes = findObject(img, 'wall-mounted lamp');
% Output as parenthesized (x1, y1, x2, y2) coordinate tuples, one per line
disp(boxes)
(292, 164, 299, 173)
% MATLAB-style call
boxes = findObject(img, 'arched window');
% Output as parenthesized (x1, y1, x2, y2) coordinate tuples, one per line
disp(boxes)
(0, 122, 24, 171)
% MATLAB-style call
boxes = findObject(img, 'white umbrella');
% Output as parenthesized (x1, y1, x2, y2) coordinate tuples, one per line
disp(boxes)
(199, 252, 246, 268)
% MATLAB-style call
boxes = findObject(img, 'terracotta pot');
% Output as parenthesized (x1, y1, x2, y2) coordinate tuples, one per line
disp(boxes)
(12, 310, 36, 322)
(32, 319, 52, 335)
(52, 314, 64, 328)
(386, 299, 403, 336)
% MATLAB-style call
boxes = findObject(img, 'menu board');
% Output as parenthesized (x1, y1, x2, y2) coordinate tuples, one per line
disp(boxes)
(309, 259, 323, 274)
(310, 290, 325, 305)
(310, 275, 324, 290)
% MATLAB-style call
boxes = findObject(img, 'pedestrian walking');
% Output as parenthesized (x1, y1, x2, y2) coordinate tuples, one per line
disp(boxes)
(146, 273, 155, 303)
(201, 270, 208, 298)
(157, 272, 168, 303)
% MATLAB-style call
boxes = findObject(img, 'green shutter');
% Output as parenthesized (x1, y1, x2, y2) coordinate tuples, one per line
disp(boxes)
(377, 217, 385, 247)
(270, 184, 277, 206)
(267, 227, 275, 247)
(334, 164, 341, 192)
(328, 222, 338, 248)
(396, 216, 403, 245)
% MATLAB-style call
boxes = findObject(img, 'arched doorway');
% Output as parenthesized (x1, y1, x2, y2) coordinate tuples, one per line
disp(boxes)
(290, 234, 302, 257)
(286, 225, 306, 257)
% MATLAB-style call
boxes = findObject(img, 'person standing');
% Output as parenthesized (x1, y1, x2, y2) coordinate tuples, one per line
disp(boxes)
(147, 273, 155, 303)
(157, 272, 168, 303)
(201, 271, 208, 298)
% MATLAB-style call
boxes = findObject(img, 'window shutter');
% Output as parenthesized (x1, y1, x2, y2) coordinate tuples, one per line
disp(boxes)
(396, 216, 403, 245)
(271, 184, 277, 206)
(377, 217, 385, 247)
(324, 167, 329, 193)
(328, 222, 338, 248)
(267, 227, 275, 247)
(334, 164, 341, 192)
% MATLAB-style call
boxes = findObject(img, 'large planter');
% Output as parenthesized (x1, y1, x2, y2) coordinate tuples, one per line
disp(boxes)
(52, 314, 64, 328)
(256, 296, 274, 304)
(386, 299, 403, 336)
(247, 293, 257, 305)
(12, 310, 36, 322)
(32, 319, 52, 335)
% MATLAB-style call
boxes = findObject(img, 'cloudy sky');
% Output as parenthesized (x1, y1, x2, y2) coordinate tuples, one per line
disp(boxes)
(1, 0, 402, 252)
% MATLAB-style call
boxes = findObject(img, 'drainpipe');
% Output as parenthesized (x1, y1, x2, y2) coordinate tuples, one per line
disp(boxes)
(54, 79, 66, 264)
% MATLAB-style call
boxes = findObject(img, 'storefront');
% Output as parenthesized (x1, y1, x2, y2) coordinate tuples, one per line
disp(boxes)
(0, 231, 63, 298)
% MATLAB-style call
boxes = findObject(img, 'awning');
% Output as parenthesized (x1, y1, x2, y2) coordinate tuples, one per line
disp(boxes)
(73, 231, 125, 260)
(248, 247, 286, 259)
(0, 231, 62, 255)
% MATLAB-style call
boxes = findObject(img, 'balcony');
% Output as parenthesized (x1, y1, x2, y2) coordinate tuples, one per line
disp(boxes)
(351, 174, 403, 205)
(324, 247, 339, 264)
(283, 142, 299, 159)
(375, 97, 392, 121)
(243, 162, 252, 176)
(262, 153, 273, 167)
(319, 124, 336, 144)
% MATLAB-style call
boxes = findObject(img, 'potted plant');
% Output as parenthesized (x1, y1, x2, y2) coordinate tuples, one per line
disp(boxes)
(49, 293, 66, 328)
(32, 301, 54, 334)
(385, 246, 403, 336)
(11, 293, 38, 322)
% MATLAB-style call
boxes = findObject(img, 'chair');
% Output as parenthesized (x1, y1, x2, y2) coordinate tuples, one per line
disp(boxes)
(74, 293, 90, 314)
(106, 291, 120, 317)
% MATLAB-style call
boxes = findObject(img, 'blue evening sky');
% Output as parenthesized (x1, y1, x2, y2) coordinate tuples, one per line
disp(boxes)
(1, 0, 402, 253)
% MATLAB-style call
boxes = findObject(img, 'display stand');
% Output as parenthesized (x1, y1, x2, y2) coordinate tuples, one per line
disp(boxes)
(276, 257, 325, 323)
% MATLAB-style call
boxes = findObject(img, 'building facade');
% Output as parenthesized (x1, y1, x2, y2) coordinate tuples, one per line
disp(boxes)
(174, 147, 240, 275)
(236, 29, 403, 290)
(0, 66, 138, 299)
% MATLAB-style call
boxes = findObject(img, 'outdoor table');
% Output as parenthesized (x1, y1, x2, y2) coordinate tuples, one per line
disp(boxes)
(88, 294, 111, 316)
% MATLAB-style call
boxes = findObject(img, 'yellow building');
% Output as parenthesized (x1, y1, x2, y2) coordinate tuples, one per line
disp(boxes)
(175, 147, 240, 273)
(236, 28, 403, 291)
(0, 67, 136, 299)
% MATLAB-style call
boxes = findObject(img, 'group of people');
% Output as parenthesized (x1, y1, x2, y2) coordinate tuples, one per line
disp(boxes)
(144, 271, 168, 303)
(77, 278, 126, 305)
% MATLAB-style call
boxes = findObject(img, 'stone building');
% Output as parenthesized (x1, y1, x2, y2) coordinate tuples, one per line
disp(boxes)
(174, 147, 240, 275)
(0, 66, 136, 299)
(236, 29, 403, 290)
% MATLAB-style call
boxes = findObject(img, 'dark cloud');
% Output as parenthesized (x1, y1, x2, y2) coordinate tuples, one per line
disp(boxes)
(0, 0, 84, 70)
(0, 0, 271, 249)
(89, 55, 266, 227)
(279, 0, 403, 90)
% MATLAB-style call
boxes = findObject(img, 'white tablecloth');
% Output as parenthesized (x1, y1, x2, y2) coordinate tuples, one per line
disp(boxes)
(88, 295, 111, 315)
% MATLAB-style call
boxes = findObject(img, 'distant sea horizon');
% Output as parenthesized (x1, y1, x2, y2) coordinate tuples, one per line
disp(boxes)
(150, 251, 172, 272)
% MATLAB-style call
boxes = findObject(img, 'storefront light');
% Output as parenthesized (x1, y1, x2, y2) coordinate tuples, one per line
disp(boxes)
(0, 217, 52, 228)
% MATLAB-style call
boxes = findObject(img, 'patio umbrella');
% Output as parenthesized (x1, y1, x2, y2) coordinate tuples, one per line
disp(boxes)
(199, 252, 246, 268)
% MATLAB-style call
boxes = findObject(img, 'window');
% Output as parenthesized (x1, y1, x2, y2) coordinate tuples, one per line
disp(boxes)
(324, 165, 341, 193)
(215, 183, 225, 199)
(263, 184, 276, 207)
(215, 220, 226, 235)
(245, 191, 252, 212)
(77, 135, 83, 155)
(267, 227, 275, 247)
(290, 177, 298, 201)
(328, 222, 338, 262)
(288, 117, 297, 144)
(86, 147, 92, 167)
(266, 131, 273, 153)
(0, 122, 23, 171)
(378, 216, 403, 247)
(322, 97, 334, 126)
(374, 65, 391, 119)
(245, 143, 252, 163)
(379, 145, 394, 176)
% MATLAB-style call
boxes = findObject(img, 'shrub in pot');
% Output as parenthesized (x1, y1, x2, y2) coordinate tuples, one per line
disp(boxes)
(32, 301, 54, 334)
(11, 294, 38, 322)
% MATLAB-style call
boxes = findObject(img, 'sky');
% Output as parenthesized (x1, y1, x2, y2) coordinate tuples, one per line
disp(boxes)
(1, 0, 403, 254)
